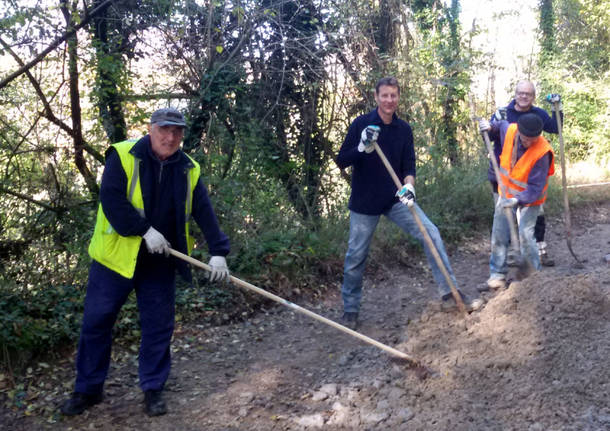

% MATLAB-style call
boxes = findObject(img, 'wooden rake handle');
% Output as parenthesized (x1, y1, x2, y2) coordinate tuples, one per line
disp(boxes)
(480, 130, 522, 254)
(552, 103, 582, 265)
(372, 142, 466, 314)
(168, 248, 424, 366)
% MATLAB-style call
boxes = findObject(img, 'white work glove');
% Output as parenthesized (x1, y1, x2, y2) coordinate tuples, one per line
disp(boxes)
(142, 227, 170, 256)
(492, 107, 507, 122)
(357, 125, 380, 153)
(208, 256, 229, 282)
(478, 118, 491, 133)
(501, 197, 519, 208)
(396, 183, 416, 207)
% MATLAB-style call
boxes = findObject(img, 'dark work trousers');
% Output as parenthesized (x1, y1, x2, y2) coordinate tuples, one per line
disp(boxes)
(74, 256, 176, 395)
(534, 214, 545, 243)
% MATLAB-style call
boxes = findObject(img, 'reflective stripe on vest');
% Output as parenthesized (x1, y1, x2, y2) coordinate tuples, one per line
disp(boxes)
(498, 124, 555, 207)
(88, 141, 200, 279)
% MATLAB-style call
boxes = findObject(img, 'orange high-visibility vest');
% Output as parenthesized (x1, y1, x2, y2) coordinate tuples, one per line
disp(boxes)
(498, 124, 555, 206)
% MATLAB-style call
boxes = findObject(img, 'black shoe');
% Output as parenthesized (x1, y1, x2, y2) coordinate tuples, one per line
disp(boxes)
(60, 392, 103, 416)
(144, 390, 167, 417)
(540, 252, 555, 267)
(342, 312, 359, 330)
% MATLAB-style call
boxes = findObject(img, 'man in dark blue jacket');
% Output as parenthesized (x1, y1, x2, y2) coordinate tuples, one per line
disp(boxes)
(61, 108, 230, 417)
(488, 80, 563, 266)
(336, 77, 482, 329)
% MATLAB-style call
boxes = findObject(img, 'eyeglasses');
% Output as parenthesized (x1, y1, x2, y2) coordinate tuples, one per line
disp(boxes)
(516, 91, 534, 97)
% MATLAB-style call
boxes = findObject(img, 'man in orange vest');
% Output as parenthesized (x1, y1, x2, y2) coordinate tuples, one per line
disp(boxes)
(479, 114, 555, 290)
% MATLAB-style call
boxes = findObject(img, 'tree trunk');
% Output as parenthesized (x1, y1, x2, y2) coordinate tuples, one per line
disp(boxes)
(60, 0, 99, 196)
(91, 0, 128, 143)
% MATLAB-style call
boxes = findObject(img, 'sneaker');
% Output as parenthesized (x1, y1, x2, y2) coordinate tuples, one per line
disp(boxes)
(441, 293, 484, 313)
(341, 312, 359, 330)
(144, 390, 167, 417)
(486, 276, 506, 290)
(60, 392, 103, 416)
(463, 294, 484, 312)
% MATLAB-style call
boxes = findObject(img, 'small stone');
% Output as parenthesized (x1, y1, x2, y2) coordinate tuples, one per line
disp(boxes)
(319, 383, 338, 397)
(327, 402, 350, 426)
(294, 413, 325, 428)
(311, 391, 328, 401)
(376, 399, 391, 410)
(361, 410, 389, 424)
(239, 392, 255, 403)
(395, 408, 414, 422)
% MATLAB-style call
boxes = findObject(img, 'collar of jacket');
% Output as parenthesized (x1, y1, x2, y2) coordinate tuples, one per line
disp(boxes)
(367, 108, 400, 127)
(507, 99, 537, 115)
(128, 135, 195, 170)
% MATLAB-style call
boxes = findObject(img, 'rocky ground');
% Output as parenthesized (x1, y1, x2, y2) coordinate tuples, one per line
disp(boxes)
(1, 200, 609, 430)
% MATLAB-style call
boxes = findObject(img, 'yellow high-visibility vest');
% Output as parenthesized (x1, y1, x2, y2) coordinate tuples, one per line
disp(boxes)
(88, 141, 200, 278)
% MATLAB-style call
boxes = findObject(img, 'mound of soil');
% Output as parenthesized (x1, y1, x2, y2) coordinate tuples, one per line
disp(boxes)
(2, 202, 609, 430)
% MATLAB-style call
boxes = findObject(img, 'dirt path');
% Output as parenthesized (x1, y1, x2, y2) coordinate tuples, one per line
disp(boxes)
(2, 202, 609, 430)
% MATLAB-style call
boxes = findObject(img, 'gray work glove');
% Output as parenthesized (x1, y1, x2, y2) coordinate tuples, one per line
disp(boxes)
(545, 94, 563, 111)
(492, 107, 507, 122)
(478, 118, 491, 133)
(396, 183, 416, 207)
(143, 227, 170, 256)
(208, 256, 230, 282)
(357, 125, 380, 153)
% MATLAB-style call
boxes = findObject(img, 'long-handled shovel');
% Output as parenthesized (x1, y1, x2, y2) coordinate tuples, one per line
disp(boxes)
(551, 102, 583, 267)
(168, 248, 432, 375)
(480, 129, 535, 280)
(370, 142, 467, 314)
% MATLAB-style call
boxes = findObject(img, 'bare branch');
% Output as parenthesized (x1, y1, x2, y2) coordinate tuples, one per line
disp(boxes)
(0, 0, 114, 90)
(0, 37, 104, 164)
(0, 185, 58, 212)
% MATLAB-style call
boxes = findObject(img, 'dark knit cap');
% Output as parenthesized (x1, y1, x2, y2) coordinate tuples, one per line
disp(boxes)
(517, 113, 543, 137)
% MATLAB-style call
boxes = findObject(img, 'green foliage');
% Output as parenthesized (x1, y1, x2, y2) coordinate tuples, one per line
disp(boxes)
(415, 148, 494, 242)
(0, 283, 84, 359)
(537, 0, 610, 164)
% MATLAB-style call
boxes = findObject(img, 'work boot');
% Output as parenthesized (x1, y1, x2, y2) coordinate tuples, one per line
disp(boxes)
(144, 390, 167, 417)
(538, 242, 555, 267)
(341, 312, 359, 330)
(441, 292, 484, 312)
(60, 392, 103, 416)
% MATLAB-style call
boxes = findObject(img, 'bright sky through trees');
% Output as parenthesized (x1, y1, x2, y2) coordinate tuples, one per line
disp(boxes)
(460, 0, 539, 104)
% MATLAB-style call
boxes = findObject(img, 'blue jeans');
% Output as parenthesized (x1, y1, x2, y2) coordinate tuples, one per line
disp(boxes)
(74, 257, 176, 394)
(489, 204, 541, 280)
(341, 202, 458, 313)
